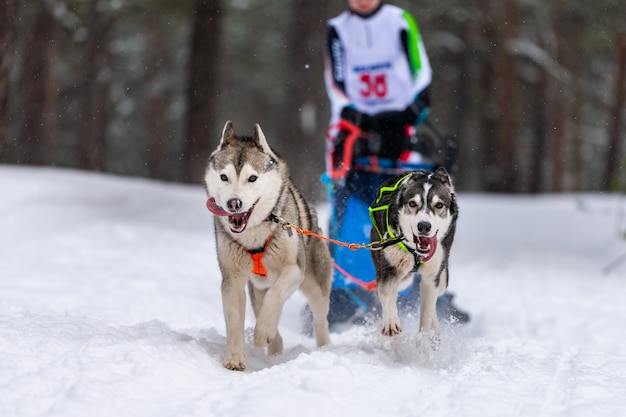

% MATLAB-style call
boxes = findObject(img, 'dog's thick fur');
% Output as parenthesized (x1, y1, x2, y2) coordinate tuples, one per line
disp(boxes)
(204, 121, 332, 371)
(370, 167, 458, 339)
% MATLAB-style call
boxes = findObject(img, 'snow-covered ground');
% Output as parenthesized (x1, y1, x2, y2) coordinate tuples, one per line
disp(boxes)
(1, 165, 625, 417)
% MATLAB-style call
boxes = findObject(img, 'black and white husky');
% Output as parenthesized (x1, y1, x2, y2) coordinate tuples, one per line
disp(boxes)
(204, 121, 332, 371)
(369, 167, 458, 339)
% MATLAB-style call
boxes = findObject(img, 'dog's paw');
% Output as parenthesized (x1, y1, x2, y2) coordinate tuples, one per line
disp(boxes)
(223, 354, 246, 371)
(381, 319, 402, 336)
(430, 333, 441, 349)
(253, 325, 276, 349)
(417, 330, 441, 351)
(267, 332, 283, 356)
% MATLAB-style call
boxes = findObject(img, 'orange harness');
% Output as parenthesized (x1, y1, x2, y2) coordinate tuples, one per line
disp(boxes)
(242, 233, 272, 277)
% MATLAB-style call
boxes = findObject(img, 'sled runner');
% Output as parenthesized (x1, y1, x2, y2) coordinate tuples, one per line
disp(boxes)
(320, 116, 461, 330)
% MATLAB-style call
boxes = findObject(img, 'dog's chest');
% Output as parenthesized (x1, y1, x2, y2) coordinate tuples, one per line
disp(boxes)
(244, 234, 302, 288)
(249, 273, 275, 289)
(385, 245, 416, 273)
(247, 255, 296, 289)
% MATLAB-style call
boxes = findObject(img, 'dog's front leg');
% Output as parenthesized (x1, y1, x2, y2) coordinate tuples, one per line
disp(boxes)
(418, 275, 441, 337)
(378, 278, 402, 336)
(253, 263, 301, 354)
(249, 285, 283, 356)
(221, 276, 247, 371)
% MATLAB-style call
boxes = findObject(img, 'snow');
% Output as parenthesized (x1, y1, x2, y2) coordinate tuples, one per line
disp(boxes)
(1, 165, 626, 417)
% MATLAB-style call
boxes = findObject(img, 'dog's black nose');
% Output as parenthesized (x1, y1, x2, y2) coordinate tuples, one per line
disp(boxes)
(227, 198, 243, 212)
(417, 221, 431, 235)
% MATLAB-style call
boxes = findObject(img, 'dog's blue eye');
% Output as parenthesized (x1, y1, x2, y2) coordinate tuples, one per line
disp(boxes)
(409, 201, 417, 208)
(220, 174, 228, 182)
(248, 175, 258, 183)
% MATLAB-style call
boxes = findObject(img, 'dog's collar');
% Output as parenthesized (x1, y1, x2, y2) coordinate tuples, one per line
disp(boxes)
(266, 213, 280, 225)
(410, 250, 423, 272)
(377, 233, 422, 272)
(372, 223, 422, 271)
(266, 213, 296, 237)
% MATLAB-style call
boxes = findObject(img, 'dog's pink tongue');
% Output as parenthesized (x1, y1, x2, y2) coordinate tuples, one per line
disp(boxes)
(206, 197, 231, 216)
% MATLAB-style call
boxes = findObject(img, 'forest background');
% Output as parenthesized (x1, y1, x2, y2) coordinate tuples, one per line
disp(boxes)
(0, 0, 625, 201)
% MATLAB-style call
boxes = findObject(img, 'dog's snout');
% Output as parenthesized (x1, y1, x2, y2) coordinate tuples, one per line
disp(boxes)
(417, 221, 431, 235)
(227, 198, 243, 212)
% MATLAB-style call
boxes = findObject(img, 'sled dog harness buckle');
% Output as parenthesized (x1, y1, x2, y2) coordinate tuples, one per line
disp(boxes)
(242, 233, 272, 277)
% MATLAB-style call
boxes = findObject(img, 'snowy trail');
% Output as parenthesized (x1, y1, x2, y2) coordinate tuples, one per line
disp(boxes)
(1, 166, 625, 417)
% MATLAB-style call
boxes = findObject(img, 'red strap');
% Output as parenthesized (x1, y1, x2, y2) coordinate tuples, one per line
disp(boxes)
(245, 234, 272, 277)
(333, 262, 377, 291)
(250, 252, 267, 276)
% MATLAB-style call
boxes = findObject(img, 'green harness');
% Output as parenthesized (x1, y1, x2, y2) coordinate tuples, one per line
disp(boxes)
(368, 173, 413, 254)
(369, 173, 427, 271)
(368, 173, 423, 271)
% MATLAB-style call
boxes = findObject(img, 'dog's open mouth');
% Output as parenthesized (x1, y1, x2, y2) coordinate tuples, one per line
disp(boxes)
(227, 209, 254, 233)
(206, 197, 259, 234)
(413, 234, 437, 262)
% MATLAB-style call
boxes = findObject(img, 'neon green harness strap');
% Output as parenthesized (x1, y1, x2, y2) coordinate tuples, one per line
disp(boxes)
(368, 173, 413, 253)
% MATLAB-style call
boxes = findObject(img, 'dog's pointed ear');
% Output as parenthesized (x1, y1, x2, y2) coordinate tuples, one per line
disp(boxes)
(219, 120, 237, 148)
(253, 123, 274, 155)
(409, 171, 429, 183)
(399, 171, 427, 192)
(394, 173, 417, 207)
(433, 167, 454, 192)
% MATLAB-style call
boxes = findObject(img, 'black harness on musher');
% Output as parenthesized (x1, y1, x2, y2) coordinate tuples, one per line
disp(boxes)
(368, 173, 423, 272)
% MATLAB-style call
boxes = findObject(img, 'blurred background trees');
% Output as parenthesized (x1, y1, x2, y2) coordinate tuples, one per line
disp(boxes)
(0, 0, 624, 200)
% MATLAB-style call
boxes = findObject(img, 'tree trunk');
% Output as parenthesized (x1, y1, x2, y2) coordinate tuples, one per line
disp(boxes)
(603, 32, 626, 191)
(145, 17, 175, 181)
(13, 3, 56, 165)
(184, 0, 222, 183)
(528, 62, 549, 193)
(280, 0, 332, 201)
(475, 3, 498, 192)
(564, 10, 588, 192)
(550, 23, 568, 193)
(492, 1, 518, 192)
(0, 0, 16, 161)
(76, 0, 113, 171)
(451, 22, 474, 188)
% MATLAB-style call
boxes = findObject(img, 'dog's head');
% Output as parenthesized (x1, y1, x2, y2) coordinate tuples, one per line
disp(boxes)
(204, 121, 285, 234)
(393, 167, 458, 261)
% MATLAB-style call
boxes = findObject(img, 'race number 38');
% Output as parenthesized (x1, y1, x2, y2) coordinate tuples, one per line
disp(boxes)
(359, 73, 387, 98)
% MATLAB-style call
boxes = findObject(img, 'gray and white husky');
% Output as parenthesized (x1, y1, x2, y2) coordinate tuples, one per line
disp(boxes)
(204, 121, 332, 371)
(369, 167, 458, 340)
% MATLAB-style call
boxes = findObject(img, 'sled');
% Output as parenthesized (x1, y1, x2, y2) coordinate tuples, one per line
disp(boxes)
(322, 117, 457, 327)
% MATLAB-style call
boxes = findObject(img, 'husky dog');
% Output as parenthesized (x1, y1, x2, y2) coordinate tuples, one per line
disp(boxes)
(204, 121, 332, 371)
(369, 167, 458, 339)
